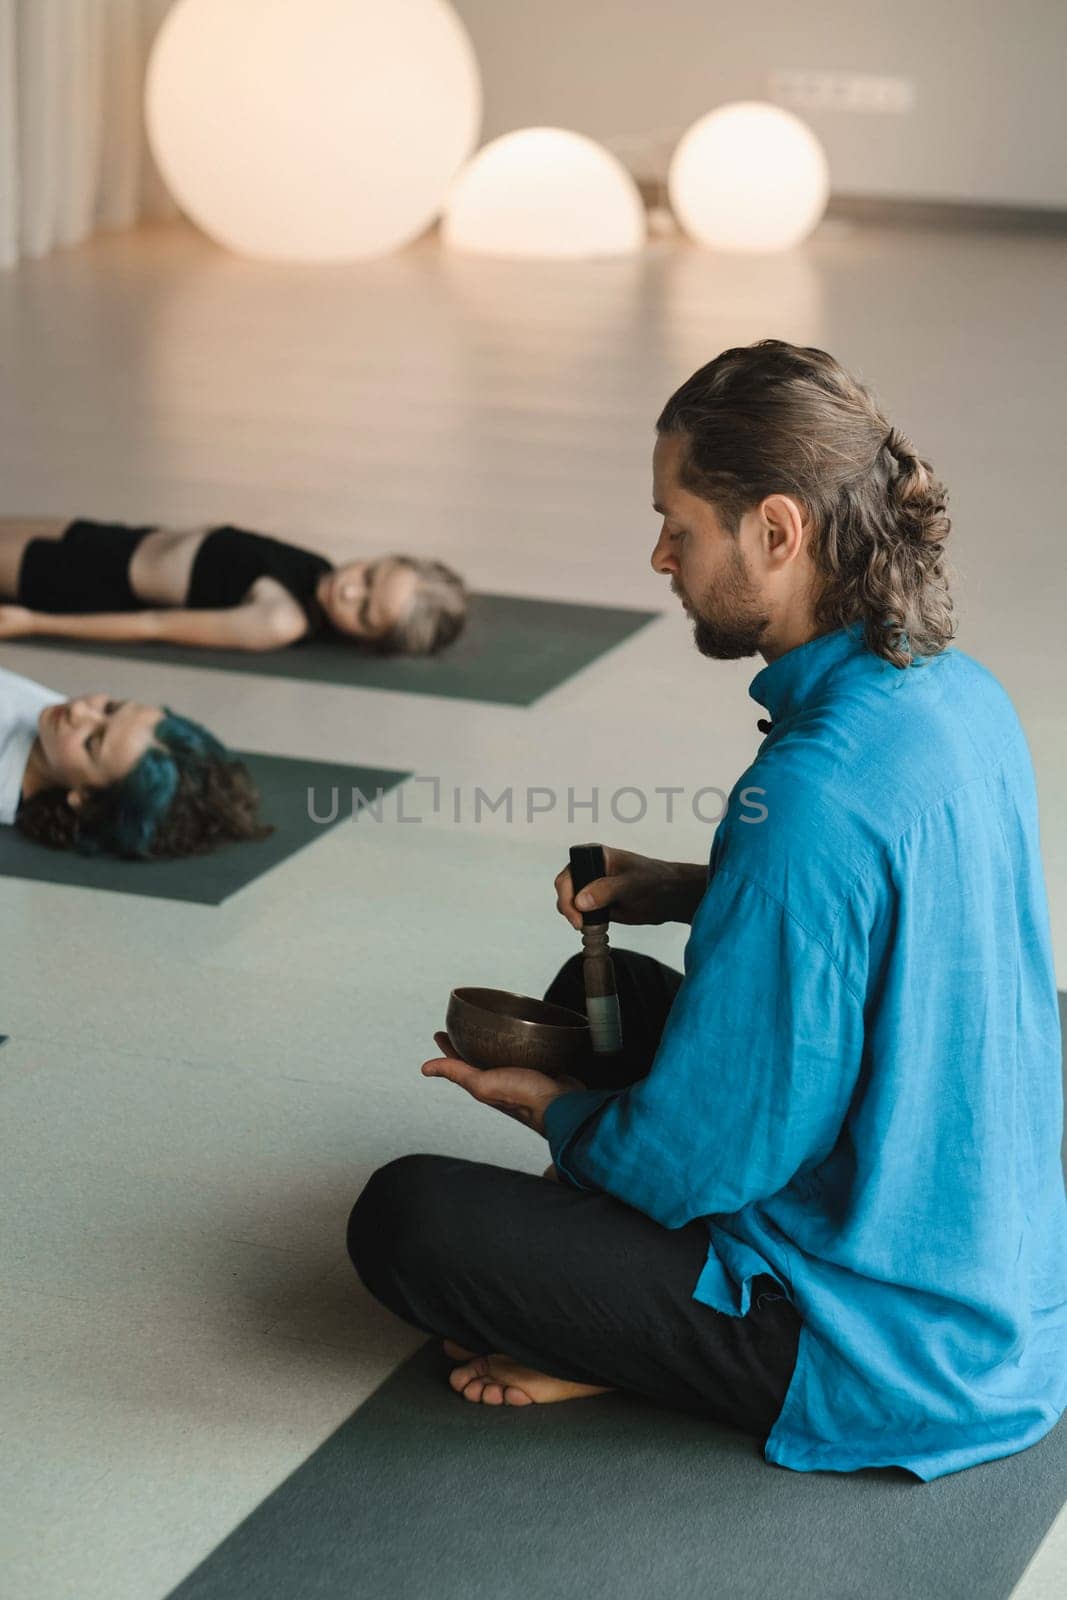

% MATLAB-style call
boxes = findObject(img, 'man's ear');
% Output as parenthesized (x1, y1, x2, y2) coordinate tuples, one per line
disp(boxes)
(66, 789, 84, 811)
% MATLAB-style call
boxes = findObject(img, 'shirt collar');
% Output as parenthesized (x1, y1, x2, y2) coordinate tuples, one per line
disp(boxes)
(748, 621, 868, 728)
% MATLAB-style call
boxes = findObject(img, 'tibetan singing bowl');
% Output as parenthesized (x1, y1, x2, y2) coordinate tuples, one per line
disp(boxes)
(446, 987, 591, 1078)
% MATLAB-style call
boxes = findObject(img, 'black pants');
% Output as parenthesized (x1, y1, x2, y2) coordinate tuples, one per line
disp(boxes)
(16, 519, 155, 612)
(347, 949, 802, 1440)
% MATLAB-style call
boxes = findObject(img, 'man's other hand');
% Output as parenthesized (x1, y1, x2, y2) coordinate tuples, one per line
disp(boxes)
(421, 1031, 586, 1138)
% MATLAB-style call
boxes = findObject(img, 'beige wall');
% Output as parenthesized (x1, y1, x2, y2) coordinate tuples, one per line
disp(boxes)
(451, 0, 1065, 211)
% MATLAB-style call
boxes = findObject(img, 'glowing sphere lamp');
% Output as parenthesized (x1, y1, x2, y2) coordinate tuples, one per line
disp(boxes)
(668, 101, 830, 253)
(145, 0, 482, 261)
(442, 127, 647, 259)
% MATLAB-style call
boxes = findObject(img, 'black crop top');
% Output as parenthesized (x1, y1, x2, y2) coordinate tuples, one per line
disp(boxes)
(187, 526, 335, 636)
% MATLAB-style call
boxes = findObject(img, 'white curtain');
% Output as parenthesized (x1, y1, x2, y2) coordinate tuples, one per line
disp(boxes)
(0, 0, 178, 269)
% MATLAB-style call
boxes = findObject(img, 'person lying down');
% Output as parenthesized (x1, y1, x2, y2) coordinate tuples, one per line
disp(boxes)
(0, 664, 271, 858)
(0, 516, 467, 656)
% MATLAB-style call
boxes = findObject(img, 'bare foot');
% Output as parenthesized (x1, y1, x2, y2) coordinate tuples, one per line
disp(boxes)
(441, 1339, 613, 1406)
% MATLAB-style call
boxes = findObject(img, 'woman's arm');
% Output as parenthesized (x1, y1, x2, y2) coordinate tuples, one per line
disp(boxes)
(1, 602, 306, 651)
(152, 603, 307, 651)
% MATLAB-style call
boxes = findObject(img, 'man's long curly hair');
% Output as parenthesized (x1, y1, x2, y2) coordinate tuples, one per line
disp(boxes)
(656, 339, 956, 668)
(16, 708, 273, 859)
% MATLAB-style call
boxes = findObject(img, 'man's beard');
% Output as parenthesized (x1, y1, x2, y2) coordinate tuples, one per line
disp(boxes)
(679, 544, 771, 660)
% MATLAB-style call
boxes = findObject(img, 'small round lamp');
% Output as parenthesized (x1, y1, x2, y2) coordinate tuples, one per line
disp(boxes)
(668, 101, 830, 253)
(442, 127, 646, 260)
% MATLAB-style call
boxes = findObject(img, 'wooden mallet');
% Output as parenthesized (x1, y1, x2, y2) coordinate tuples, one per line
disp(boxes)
(568, 842, 623, 1057)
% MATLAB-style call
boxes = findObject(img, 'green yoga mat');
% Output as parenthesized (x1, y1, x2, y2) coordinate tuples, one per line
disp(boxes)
(165, 998, 1067, 1600)
(18, 594, 662, 707)
(0, 752, 409, 904)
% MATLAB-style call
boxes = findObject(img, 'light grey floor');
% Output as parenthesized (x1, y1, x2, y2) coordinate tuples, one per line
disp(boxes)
(0, 215, 1064, 1599)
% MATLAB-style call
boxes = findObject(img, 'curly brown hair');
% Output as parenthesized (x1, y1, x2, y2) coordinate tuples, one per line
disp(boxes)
(656, 339, 956, 668)
(16, 746, 272, 859)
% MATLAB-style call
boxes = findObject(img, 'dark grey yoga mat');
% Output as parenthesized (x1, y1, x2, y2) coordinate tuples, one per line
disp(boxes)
(0, 752, 409, 904)
(18, 593, 662, 707)
(165, 1342, 1067, 1600)
(165, 998, 1067, 1600)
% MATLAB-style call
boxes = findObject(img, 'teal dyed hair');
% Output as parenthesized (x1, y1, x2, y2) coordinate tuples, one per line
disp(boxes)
(78, 708, 227, 858)
(16, 705, 270, 860)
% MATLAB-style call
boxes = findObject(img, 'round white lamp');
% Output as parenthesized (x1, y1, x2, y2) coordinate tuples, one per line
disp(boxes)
(441, 128, 646, 259)
(145, 0, 482, 262)
(668, 101, 830, 253)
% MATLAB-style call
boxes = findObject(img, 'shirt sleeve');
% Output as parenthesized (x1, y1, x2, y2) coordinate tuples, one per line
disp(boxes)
(543, 865, 866, 1228)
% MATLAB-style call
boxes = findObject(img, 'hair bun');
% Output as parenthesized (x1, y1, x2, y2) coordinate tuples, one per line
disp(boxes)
(881, 427, 913, 477)
(882, 428, 950, 550)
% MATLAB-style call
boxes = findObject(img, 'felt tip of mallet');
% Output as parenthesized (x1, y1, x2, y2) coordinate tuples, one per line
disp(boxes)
(585, 994, 623, 1054)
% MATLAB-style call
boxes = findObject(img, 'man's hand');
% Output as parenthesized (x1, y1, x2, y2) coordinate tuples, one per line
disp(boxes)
(421, 1031, 586, 1138)
(555, 845, 708, 929)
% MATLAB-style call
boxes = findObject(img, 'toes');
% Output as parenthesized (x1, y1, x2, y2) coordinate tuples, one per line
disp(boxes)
(445, 1353, 536, 1407)
(449, 1353, 486, 1391)
(454, 1371, 506, 1405)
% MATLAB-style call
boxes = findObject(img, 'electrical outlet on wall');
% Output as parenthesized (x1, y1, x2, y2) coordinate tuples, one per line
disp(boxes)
(769, 69, 916, 114)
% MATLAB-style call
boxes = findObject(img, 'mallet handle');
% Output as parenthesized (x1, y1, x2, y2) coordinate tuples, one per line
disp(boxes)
(569, 843, 610, 925)
(568, 843, 623, 1056)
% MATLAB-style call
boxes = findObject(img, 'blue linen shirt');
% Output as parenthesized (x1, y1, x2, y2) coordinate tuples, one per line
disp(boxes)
(544, 621, 1067, 1480)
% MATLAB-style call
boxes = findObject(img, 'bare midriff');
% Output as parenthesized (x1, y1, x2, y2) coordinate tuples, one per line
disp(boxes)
(127, 524, 216, 606)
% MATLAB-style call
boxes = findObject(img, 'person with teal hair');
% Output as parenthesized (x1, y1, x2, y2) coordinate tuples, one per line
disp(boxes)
(1, 665, 270, 857)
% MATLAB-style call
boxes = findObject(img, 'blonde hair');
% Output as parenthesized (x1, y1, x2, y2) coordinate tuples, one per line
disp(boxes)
(375, 556, 468, 656)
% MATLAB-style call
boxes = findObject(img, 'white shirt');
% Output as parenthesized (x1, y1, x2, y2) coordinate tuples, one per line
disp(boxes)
(0, 665, 65, 825)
